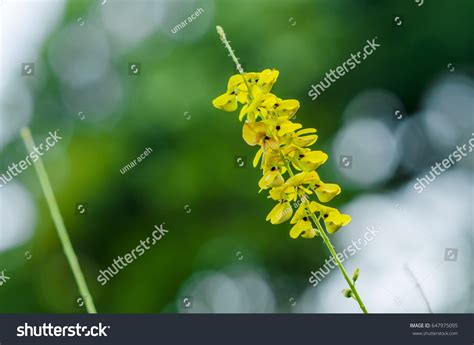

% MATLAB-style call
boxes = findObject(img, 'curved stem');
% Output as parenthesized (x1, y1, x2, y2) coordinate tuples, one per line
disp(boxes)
(21, 127, 97, 314)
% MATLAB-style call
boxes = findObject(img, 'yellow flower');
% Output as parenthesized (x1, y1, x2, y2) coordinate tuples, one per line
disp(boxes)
(269, 184, 297, 202)
(285, 171, 320, 187)
(310, 202, 352, 234)
(255, 69, 279, 94)
(212, 30, 369, 313)
(290, 201, 318, 224)
(242, 122, 267, 146)
(258, 167, 284, 190)
(239, 93, 272, 121)
(227, 72, 259, 104)
(284, 170, 341, 204)
(288, 201, 351, 235)
(272, 99, 300, 119)
(266, 201, 293, 224)
(267, 171, 316, 201)
(275, 121, 303, 137)
(253, 146, 284, 169)
(290, 219, 317, 239)
(291, 128, 318, 147)
(212, 92, 239, 112)
(240, 94, 300, 122)
(289, 202, 317, 239)
(212, 67, 350, 240)
(292, 150, 328, 171)
(325, 211, 351, 234)
(260, 96, 300, 119)
(227, 72, 259, 91)
(213, 69, 278, 114)
(314, 183, 341, 203)
(302, 171, 341, 203)
(242, 121, 280, 152)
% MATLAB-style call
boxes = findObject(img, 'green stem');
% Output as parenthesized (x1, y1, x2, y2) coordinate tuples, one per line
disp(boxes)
(306, 206, 368, 314)
(21, 127, 97, 314)
(216, 25, 244, 74)
(216, 26, 254, 100)
(280, 152, 294, 177)
(282, 152, 368, 313)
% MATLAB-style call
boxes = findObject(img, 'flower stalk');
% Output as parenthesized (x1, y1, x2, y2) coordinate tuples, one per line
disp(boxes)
(307, 208, 368, 313)
(282, 144, 367, 313)
(213, 26, 369, 313)
(21, 127, 97, 314)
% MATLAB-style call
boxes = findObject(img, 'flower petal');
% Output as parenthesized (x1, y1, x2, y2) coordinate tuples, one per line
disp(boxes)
(299, 150, 328, 171)
(212, 93, 238, 112)
(296, 128, 317, 136)
(289, 219, 311, 239)
(258, 170, 284, 189)
(301, 227, 317, 239)
(293, 134, 318, 147)
(227, 73, 258, 91)
(290, 199, 314, 224)
(242, 122, 267, 146)
(278, 121, 303, 136)
(276, 99, 300, 118)
(266, 202, 293, 224)
(253, 148, 263, 167)
(315, 183, 341, 203)
(325, 212, 351, 234)
(257, 69, 279, 93)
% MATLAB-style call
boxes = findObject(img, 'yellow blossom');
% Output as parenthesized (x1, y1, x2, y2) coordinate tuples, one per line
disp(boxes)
(266, 201, 293, 224)
(308, 202, 352, 234)
(213, 69, 279, 119)
(212, 25, 367, 314)
(212, 68, 351, 239)
(258, 167, 284, 190)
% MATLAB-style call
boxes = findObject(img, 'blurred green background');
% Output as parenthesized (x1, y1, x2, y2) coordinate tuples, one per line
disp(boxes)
(0, 0, 473, 313)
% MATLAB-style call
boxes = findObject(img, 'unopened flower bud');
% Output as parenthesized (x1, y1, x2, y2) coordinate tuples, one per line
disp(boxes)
(342, 288, 353, 298)
(352, 268, 360, 282)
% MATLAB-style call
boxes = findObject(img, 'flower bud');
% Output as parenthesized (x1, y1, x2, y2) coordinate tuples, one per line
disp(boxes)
(352, 268, 360, 282)
(341, 288, 353, 298)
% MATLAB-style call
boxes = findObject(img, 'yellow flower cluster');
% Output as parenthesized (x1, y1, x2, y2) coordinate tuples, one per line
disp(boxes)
(212, 69, 351, 239)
